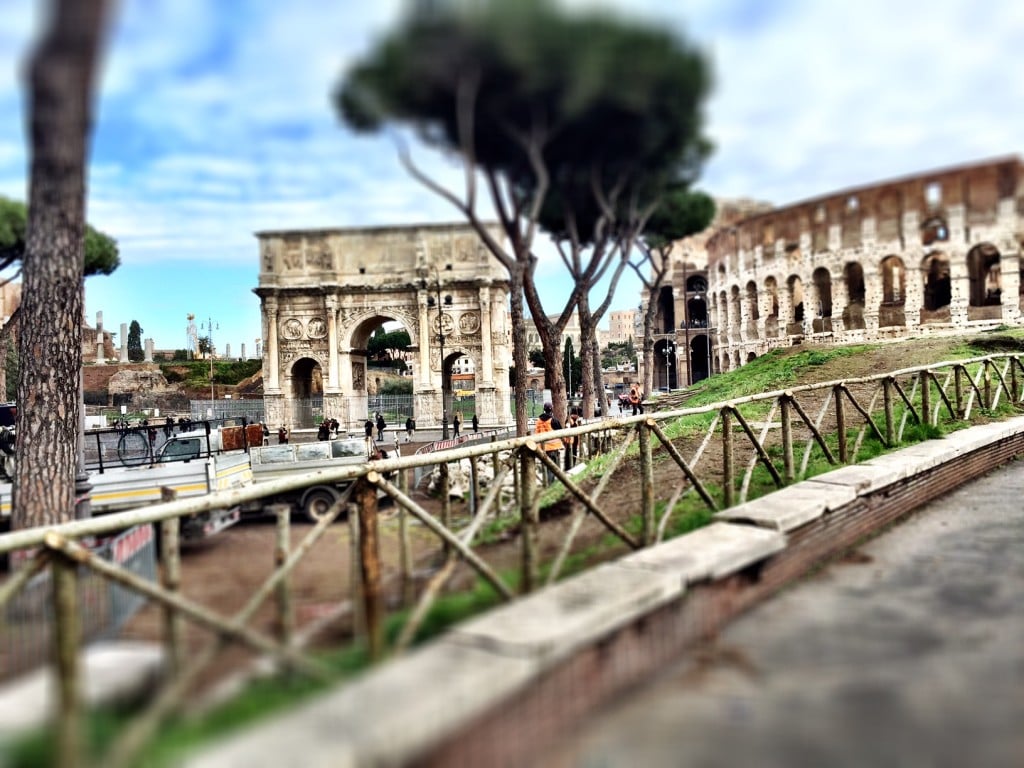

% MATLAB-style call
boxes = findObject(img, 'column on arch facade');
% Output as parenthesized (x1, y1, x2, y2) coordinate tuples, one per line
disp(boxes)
(830, 268, 846, 334)
(325, 295, 340, 390)
(478, 285, 494, 389)
(265, 296, 281, 392)
(416, 289, 432, 390)
(804, 276, 819, 336)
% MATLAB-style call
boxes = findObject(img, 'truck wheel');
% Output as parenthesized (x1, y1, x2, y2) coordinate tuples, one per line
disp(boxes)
(303, 488, 341, 523)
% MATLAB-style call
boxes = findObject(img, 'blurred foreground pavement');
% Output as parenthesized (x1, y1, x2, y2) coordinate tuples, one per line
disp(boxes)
(549, 459, 1024, 768)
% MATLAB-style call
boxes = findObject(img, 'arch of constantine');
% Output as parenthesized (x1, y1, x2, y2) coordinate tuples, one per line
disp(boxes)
(705, 156, 1024, 372)
(255, 223, 512, 431)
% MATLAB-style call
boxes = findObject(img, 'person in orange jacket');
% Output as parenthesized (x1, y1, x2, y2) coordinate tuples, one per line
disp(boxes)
(533, 402, 562, 483)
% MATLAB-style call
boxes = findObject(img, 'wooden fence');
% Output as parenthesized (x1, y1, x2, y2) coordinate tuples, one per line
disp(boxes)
(1, 352, 1022, 767)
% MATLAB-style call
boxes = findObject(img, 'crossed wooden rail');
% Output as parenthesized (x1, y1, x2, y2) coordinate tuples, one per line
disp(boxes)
(1, 352, 1021, 767)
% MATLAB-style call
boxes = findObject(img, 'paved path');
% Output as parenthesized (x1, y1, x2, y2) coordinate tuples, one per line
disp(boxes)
(550, 459, 1024, 768)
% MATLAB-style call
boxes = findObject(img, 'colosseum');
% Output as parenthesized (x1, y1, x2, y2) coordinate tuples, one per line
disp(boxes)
(695, 156, 1024, 374)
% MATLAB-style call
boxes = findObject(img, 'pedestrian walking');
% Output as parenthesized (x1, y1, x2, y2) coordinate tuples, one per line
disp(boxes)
(453, 413, 461, 437)
(533, 402, 562, 484)
(472, 413, 479, 432)
(277, 425, 289, 444)
(564, 407, 582, 470)
(629, 384, 645, 416)
(405, 416, 416, 441)
(364, 417, 374, 438)
(376, 413, 386, 441)
(164, 415, 174, 439)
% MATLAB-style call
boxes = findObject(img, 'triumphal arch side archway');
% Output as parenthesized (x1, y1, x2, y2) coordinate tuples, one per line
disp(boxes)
(255, 222, 512, 431)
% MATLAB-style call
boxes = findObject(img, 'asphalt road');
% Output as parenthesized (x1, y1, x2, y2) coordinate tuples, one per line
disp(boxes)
(550, 458, 1024, 768)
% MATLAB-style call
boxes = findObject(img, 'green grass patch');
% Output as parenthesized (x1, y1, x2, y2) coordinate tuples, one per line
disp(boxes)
(683, 346, 870, 407)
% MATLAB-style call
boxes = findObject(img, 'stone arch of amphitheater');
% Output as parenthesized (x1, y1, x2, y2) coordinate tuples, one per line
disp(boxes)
(705, 156, 1024, 373)
(255, 223, 512, 431)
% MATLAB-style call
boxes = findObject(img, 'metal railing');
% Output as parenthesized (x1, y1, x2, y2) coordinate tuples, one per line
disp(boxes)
(1, 352, 1023, 766)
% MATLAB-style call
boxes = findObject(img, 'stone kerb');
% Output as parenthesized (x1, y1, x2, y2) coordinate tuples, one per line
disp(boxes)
(186, 415, 1024, 768)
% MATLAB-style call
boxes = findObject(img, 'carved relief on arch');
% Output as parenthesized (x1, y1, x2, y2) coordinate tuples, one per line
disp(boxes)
(457, 311, 480, 336)
(282, 347, 328, 369)
(337, 307, 378, 330)
(281, 317, 304, 340)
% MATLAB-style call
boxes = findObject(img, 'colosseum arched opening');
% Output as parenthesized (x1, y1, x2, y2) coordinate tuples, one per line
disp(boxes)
(787, 276, 804, 334)
(922, 252, 952, 322)
(745, 281, 759, 339)
(687, 295, 707, 328)
(690, 335, 710, 383)
(921, 214, 949, 246)
(879, 255, 907, 327)
(656, 285, 675, 334)
(812, 267, 833, 333)
(967, 243, 1002, 320)
(764, 277, 780, 337)
(843, 262, 867, 330)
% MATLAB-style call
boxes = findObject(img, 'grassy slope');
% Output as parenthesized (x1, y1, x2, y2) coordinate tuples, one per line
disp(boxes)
(13, 329, 1024, 767)
(659, 329, 1024, 411)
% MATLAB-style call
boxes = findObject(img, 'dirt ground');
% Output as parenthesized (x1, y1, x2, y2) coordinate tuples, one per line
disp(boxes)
(119, 334, 1020, 695)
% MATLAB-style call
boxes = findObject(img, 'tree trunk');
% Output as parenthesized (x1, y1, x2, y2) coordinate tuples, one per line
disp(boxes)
(577, 293, 597, 419)
(523, 274, 570, 423)
(15, 0, 110, 530)
(641, 288, 660, 397)
(507, 265, 530, 436)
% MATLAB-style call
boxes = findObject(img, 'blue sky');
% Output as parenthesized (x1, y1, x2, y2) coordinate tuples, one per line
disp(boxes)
(1, 0, 1022, 355)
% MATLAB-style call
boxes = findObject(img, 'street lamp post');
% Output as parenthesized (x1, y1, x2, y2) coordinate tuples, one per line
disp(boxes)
(419, 265, 453, 439)
(663, 341, 674, 392)
(202, 316, 219, 416)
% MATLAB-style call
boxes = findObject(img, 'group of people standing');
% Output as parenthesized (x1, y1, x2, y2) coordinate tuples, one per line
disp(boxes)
(449, 412, 480, 437)
(533, 402, 584, 482)
(317, 417, 341, 441)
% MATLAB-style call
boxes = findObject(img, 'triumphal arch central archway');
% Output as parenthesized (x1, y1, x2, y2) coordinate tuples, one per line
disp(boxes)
(255, 222, 512, 431)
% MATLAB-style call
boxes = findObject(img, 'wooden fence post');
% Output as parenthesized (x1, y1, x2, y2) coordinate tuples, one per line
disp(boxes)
(469, 455, 480, 518)
(780, 395, 795, 483)
(439, 461, 451, 555)
(159, 512, 184, 679)
(954, 365, 965, 419)
(397, 462, 413, 608)
(883, 377, 895, 446)
(1011, 356, 1020, 405)
(983, 360, 992, 410)
(639, 420, 654, 546)
(519, 446, 539, 594)
(348, 497, 364, 642)
(834, 385, 847, 463)
(722, 407, 734, 508)
(51, 550, 82, 768)
(920, 370, 932, 427)
(274, 505, 294, 647)
(357, 474, 383, 661)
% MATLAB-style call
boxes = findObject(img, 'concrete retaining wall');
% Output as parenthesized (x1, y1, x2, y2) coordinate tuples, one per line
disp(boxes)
(187, 416, 1024, 768)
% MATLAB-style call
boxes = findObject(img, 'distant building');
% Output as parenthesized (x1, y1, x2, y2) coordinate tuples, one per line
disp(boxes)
(608, 309, 636, 344)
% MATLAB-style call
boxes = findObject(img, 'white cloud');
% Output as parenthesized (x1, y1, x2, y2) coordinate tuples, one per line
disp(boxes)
(4, 0, 1023, 348)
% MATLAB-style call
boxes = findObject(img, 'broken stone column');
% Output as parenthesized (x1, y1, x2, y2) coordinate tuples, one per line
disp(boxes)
(120, 323, 129, 363)
(95, 331, 105, 365)
(144, 338, 154, 363)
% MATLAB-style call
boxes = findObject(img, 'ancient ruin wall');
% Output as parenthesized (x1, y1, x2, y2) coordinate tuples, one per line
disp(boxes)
(706, 157, 1024, 371)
